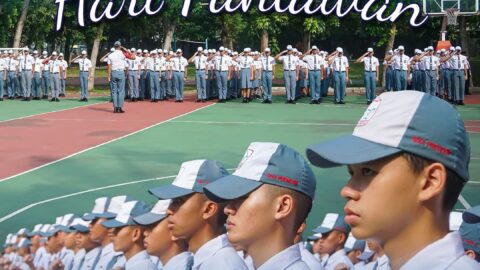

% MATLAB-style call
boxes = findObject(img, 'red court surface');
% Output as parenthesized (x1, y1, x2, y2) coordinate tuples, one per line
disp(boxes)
(0, 99, 211, 181)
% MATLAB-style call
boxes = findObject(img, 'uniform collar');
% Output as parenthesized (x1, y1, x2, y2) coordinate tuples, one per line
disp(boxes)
(193, 234, 230, 268)
(258, 244, 303, 270)
(84, 246, 101, 259)
(326, 248, 348, 266)
(163, 251, 192, 269)
(126, 250, 150, 269)
(400, 232, 467, 270)
(377, 254, 390, 266)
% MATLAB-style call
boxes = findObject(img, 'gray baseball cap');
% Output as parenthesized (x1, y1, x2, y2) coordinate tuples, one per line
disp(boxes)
(149, 160, 229, 199)
(134, 199, 171, 225)
(306, 91, 470, 182)
(463, 205, 480, 224)
(203, 142, 317, 202)
(101, 200, 150, 228)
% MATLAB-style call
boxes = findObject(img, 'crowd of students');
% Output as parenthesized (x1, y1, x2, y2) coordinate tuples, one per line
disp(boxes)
(1, 90, 479, 270)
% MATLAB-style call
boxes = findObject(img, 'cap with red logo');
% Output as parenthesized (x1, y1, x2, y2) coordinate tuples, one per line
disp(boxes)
(203, 142, 316, 202)
(306, 91, 470, 182)
(149, 160, 229, 199)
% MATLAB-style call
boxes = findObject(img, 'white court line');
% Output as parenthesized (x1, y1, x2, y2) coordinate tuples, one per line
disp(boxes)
(0, 167, 235, 223)
(468, 181, 480, 184)
(172, 120, 355, 126)
(0, 103, 215, 183)
(0, 100, 109, 123)
(458, 194, 472, 209)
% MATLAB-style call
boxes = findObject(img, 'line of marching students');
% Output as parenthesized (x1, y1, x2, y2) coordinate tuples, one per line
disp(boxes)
(1, 91, 480, 270)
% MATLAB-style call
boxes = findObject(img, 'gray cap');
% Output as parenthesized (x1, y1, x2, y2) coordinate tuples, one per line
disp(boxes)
(114, 41, 121, 47)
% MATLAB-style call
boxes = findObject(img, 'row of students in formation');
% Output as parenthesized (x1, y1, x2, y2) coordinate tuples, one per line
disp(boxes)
(1, 90, 479, 269)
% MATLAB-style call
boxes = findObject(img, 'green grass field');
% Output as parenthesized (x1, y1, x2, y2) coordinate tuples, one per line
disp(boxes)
(0, 95, 478, 241)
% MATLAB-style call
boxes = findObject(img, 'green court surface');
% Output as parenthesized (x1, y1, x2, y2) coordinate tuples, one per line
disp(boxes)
(0, 97, 108, 121)
(0, 95, 479, 240)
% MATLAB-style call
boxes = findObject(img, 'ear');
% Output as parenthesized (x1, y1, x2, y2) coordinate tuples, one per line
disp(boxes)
(296, 222, 307, 235)
(418, 162, 447, 203)
(465, 249, 477, 260)
(202, 200, 219, 220)
(131, 227, 143, 243)
(273, 194, 294, 221)
(337, 231, 347, 245)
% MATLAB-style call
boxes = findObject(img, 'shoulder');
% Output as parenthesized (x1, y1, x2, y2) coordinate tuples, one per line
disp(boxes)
(202, 247, 246, 269)
(447, 255, 480, 270)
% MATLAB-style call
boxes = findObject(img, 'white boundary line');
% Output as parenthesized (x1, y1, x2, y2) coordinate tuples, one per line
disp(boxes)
(0, 103, 215, 183)
(172, 120, 355, 126)
(0, 100, 109, 123)
(458, 194, 472, 209)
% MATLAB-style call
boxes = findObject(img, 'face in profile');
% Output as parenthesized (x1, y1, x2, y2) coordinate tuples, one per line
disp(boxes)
(167, 194, 206, 240)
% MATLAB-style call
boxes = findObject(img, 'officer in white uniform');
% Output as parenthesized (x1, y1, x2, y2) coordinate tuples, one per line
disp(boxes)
(260, 48, 275, 103)
(189, 46, 208, 102)
(328, 47, 349, 104)
(391, 45, 410, 91)
(419, 46, 440, 96)
(445, 46, 468, 105)
(127, 48, 141, 102)
(169, 49, 188, 102)
(303, 45, 324, 104)
(59, 53, 68, 97)
(108, 41, 134, 113)
(31, 50, 43, 100)
(213, 46, 232, 103)
(71, 50, 92, 102)
(275, 45, 299, 103)
(5, 51, 18, 100)
(19, 48, 34, 101)
(356, 48, 379, 104)
(44, 51, 63, 102)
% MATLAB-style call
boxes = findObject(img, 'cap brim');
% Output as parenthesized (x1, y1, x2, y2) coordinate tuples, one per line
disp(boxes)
(83, 212, 115, 221)
(306, 135, 402, 168)
(313, 226, 332, 234)
(203, 175, 263, 203)
(101, 219, 128, 229)
(463, 211, 480, 224)
(133, 213, 167, 226)
(69, 225, 89, 233)
(149, 185, 194, 200)
(358, 251, 375, 261)
(307, 235, 320, 241)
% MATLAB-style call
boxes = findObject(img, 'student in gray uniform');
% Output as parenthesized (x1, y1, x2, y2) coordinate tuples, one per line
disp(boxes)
(307, 90, 478, 269)
(0, 51, 7, 101)
(149, 159, 247, 270)
(235, 48, 254, 103)
(19, 48, 34, 101)
(6, 50, 18, 100)
(168, 49, 189, 103)
(356, 48, 379, 104)
(32, 50, 43, 100)
(102, 200, 157, 270)
(127, 48, 141, 102)
(327, 47, 349, 104)
(134, 199, 193, 270)
(461, 206, 480, 263)
(43, 51, 62, 102)
(275, 45, 299, 104)
(59, 53, 68, 97)
(71, 50, 92, 102)
(40, 51, 50, 99)
(204, 142, 317, 269)
(189, 47, 208, 102)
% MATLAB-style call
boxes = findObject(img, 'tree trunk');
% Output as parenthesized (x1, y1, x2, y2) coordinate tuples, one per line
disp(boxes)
(64, 30, 72, 62)
(303, 31, 311, 52)
(459, 16, 468, 55)
(163, 23, 176, 52)
(88, 22, 105, 91)
(382, 23, 397, 89)
(13, 0, 30, 48)
(260, 29, 269, 52)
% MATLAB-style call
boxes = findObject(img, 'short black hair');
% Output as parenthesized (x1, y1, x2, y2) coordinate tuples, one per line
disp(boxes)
(402, 152, 465, 212)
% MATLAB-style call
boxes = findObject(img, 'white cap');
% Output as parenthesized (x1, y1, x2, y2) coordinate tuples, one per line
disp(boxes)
(42, 51, 48, 55)
(456, 46, 462, 51)
(227, 49, 231, 54)
(219, 46, 225, 51)
(204, 51, 208, 55)
(81, 50, 87, 55)
(388, 49, 393, 54)
(158, 49, 163, 53)
(415, 49, 421, 54)
(367, 48, 373, 52)
(136, 49, 142, 53)
(394, 49, 399, 53)
(244, 48, 248, 52)
(246, 48, 251, 52)
(441, 49, 446, 53)
(110, 48, 115, 52)
(312, 45, 318, 50)
(130, 48, 136, 52)
(428, 46, 434, 51)
(298, 52, 303, 56)
(233, 52, 238, 56)
(33, 50, 38, 54)
(52, 51, 57, 56)
(169, 51, 174, 55)
(197, 46, 203, 51)
(8, 50, 13, 54)
(286, 45, 293, 50)
(59, 53, 63, 57)
(449, 46, 455, 51)
(424, 48, 429, 52)
(143, 49, 148, 53)
(398, 45, 405, 51)
(151, 50, 157, 54)
(292, 48, 298, 53)
(176, 48, 182, 53)
(336, 47, 343, 53)
(265, 48, 271, 52)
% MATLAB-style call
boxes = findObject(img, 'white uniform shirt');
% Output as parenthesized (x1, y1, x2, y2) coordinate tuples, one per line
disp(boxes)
(49, 59, 63, 73)
(145, 57, 155, 71)
(450, 54, 467, 70)
(127, 58, 141, 71)
(62, 60, 68, 71)
(79, 247, 101, 270)
(260, 56, 275, 71)
(171, 56, 188, 72)
(400, 232, 479, 270)
(92, 243, 122, 270)
(0, 58, 6, 71)
(258, 244, 310, 270)
(279, 54, 298, 71)
(208, 59, 216, 72)
(194, 55, 208, 70)
(71, 249, 86, 270)
(303, 54, 324, 70)
(192, 234, 248, 270)
(324, 249, 354, 270)
(59, 247, 75, 270)
(374, 254, 392, 270)
(162, 251, 193, 270)
(214, 55, 231, 71)
(125, 250, 157, 270)
(19, 55, 34, 70)
(362, 56, 379, 72)
(36, 251, 52, 270)
(422, 55, 440, 71)
(238, 56, 254, 69)
(159, 56, 168, 71)
(298, 243, 324, 270)
(74, 58, 92, 72)
(107, 50, 127, 71)
(7, 58, 18, 72)
(33, 57, 43, 72)
(392, 54, 410, 70)
(332, 56, 349, 72)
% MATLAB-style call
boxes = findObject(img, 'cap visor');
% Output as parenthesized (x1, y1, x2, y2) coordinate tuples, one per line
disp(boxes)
(83, 212, 115, 221)
(133, 213, 166, 226)
(203, 175, 262, 203)
(149, 184, 194, 199)
(69, 225, 89, 233)
(307, 235, 320, 241)
(306, 135, 401, 168)
(358, 251, 375, 261)
(101, 219, 127, 229)
(463, 211, 480, 224)
(313, 226, 332, 234)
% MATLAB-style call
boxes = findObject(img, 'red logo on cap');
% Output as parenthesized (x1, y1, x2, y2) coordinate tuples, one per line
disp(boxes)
(266, 173, 298, 186)
(411, 136, 452, 155)
(197, 179, 209, 185)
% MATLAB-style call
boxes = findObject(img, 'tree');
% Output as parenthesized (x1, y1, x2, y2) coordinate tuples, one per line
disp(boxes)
(89, 22, 106, 91)
(13, 0, 30, 48)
